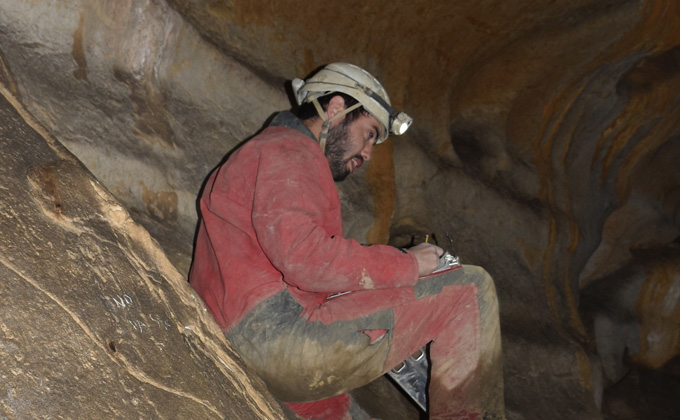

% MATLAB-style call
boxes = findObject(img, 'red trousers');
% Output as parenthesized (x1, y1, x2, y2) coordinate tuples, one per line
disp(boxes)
(226, 265, 504, 420)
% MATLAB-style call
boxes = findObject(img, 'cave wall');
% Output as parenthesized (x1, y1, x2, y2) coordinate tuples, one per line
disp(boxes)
(0, 0, 292, 273)
(0, 84, 294, 419)
(1, 1, 679, 419)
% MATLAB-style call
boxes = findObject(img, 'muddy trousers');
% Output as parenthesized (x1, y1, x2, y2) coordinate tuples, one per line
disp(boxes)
(226, 265, 505, 420)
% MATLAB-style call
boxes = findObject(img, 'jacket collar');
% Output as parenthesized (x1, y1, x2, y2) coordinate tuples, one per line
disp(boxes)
(269, 111, 317, 142)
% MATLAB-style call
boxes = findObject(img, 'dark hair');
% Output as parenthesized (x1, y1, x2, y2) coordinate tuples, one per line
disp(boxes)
(296, 92, 370, 125)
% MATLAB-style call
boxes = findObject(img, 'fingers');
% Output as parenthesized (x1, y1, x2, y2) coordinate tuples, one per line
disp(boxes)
(411, 242, 444, 254)
(409, 242, 445, 276)
(413, 242, 444, 258)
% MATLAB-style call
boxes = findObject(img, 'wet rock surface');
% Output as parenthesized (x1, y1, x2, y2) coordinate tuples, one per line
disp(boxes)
(0, 88, 295, 419)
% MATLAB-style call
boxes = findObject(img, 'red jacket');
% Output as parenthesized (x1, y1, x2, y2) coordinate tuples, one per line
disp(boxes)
(189, 113, 420, 332)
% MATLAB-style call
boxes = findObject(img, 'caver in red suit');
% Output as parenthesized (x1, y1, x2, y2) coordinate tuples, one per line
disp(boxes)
(189, 109, 505, 420)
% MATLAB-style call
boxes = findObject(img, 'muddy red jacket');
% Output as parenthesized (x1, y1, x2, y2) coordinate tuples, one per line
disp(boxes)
(189, 112, 420, 332)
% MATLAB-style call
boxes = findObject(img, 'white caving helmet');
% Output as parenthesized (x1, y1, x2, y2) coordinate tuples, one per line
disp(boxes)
(291, 63, 412, 152)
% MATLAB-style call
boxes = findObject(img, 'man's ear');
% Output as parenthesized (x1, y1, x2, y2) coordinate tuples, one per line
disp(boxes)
(326, 95, 346, 121)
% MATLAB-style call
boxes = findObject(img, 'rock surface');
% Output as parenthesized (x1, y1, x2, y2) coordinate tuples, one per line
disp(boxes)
(0, 0, 679, 419)
(0, 87, 294, 419)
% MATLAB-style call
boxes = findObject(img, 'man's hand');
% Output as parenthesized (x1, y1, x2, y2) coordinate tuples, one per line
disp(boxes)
(409, 242, 445, 277)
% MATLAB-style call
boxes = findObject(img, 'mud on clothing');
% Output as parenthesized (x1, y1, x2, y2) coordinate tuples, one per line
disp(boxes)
(189, 111, 505, 420)
(190, 111, 419, 331)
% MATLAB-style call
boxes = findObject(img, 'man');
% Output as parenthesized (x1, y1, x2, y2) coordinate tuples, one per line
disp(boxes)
(190, 63, 505, 420)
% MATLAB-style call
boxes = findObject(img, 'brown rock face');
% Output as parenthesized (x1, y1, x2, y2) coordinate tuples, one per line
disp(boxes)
(0, 0, 679, 419)
(0, 88, 294, 419)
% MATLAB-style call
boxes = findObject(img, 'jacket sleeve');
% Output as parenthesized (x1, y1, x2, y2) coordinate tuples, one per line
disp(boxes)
(250, 138, 419, 294)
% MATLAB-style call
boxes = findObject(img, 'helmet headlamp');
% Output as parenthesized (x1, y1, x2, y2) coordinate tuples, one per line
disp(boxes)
(292, 63, 413, 144)
(390, 112, 412, 136)
(363, 87, 412, 140)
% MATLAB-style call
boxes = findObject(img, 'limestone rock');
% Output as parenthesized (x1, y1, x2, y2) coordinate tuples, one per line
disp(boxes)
(0, 0, 291, 276)
(0, 88, 295, 419)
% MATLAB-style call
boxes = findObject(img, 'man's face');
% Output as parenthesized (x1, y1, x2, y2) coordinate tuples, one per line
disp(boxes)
(325, 112, 383, 182)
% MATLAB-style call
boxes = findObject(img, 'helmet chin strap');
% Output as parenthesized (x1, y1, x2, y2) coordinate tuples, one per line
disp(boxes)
(312, 98, 361, 153)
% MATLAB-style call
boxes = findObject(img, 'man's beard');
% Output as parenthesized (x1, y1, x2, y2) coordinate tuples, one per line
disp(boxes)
(324, 119, 361, 182)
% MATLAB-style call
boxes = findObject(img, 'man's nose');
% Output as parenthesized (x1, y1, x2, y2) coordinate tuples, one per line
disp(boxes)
(361, 143, 373, 161)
